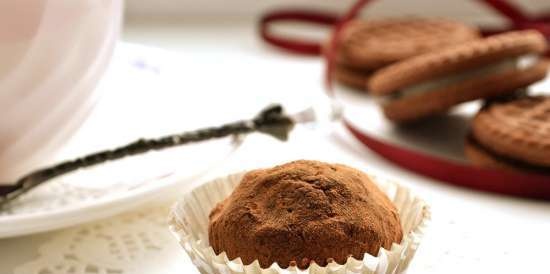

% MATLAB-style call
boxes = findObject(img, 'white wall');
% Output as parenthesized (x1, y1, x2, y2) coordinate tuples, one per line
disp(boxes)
(125, 0, 550, 26)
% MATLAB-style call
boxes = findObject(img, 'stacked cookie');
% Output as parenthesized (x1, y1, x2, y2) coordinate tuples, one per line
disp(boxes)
(333, 18, 549, 173)
(343, 23, 549, 173)
(368, 30, 549, 123)
(331, 18, 480, 90)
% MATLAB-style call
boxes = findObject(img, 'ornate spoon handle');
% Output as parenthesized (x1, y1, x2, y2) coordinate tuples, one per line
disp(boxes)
(0, 104, 294, 208)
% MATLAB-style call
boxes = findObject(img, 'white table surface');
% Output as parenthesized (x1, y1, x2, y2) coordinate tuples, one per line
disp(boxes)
(1, 18, 550, 274)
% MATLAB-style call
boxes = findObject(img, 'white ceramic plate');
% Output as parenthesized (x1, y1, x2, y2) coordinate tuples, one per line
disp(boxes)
(0, 43, 240, 238)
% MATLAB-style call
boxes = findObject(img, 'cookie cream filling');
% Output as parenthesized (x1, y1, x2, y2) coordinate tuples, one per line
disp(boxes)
(382, 54, 539, 103)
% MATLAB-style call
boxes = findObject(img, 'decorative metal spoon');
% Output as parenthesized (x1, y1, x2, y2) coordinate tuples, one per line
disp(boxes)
(0, 94, 343, 210)
(0, 104, 302, 209)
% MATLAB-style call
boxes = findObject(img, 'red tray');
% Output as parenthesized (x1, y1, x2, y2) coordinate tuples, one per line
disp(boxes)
(258, 0, 550, 199)
(336, 85, 550, 200)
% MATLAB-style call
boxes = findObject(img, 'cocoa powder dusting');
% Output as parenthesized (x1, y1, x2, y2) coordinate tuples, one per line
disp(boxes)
(208, 160, 403, 269)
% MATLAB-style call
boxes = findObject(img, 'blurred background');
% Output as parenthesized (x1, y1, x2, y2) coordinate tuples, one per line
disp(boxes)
(125, 0, 549, 23)
(123, 1, 550, 58)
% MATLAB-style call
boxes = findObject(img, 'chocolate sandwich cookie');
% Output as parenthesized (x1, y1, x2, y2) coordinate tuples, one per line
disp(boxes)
(368, 30, 549, 122)
(337, 18, 480, 70)
(465, 96, 550, 173)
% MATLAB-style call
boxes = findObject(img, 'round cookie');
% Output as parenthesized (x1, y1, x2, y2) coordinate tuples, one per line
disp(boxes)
(334, 65, 371, 90)
(368, 30, 549, 122)
(466, 96, 550, 172)
(464, 135, 550, 173)
(208, 160, 402, 269)
(337, 18, 480, 70)
(465, 137, 517, 170)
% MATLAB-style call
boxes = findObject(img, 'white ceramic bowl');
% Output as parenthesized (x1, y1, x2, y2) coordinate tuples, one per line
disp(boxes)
(0, 0, 123, 181)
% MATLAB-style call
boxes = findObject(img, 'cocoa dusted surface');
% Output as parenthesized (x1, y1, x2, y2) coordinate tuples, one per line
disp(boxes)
(208, 160, 402, 269)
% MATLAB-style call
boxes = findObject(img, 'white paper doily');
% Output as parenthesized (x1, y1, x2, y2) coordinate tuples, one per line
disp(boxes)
(13, 205, 180, 274)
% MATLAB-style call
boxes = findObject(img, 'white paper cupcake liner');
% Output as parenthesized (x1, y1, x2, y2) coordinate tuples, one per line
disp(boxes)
(169, 171, 430, 274)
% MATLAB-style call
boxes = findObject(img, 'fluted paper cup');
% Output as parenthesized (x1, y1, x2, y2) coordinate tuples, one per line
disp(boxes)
(170, 171, 430, 274)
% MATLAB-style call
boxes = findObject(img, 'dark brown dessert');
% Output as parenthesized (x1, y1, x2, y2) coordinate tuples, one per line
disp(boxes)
(208, 160, 403, 269)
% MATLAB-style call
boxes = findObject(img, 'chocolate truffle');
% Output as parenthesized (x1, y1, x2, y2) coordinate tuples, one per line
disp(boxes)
(208, 160, 403, 269)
